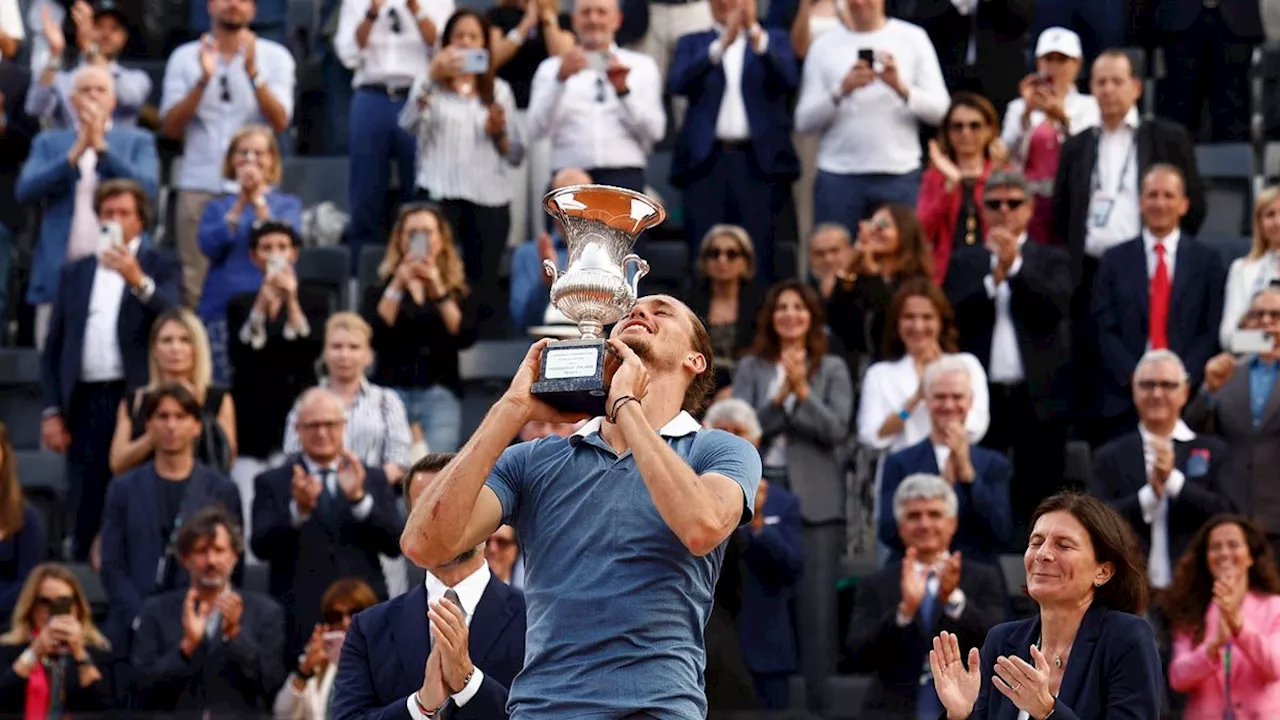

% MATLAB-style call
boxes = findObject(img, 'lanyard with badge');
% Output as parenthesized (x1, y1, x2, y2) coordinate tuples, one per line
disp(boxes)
(1088, 128, 1136, 229)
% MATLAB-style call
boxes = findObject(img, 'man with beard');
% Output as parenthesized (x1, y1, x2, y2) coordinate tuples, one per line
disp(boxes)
(401, 295, 762, 718)
(159, 0, 294, 306)
(130, 505, 286, 714)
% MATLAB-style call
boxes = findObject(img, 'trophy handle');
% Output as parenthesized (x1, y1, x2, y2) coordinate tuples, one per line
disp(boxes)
(542, 258, 561, 282)
(622, 254, 649, 298)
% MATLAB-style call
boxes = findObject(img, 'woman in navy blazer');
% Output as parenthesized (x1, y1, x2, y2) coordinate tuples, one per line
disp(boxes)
(930, 493, 1162, 720)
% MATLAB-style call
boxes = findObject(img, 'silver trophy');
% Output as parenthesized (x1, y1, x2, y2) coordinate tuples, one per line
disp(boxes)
(530, 184, 666, 415)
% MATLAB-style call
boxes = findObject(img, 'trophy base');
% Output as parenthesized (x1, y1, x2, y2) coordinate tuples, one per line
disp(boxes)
(530, 337, 611, 417)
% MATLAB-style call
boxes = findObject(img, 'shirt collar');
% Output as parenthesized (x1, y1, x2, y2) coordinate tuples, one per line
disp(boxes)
(1138, 419, 1195, 444)
(302, 454, 341, 474)
(1142, 227, 1180, 254)
(1101, 106, 1140, 134)
(570, 410, 702, 445)
(320, 376, 368, 397)
(424, 562, 491, 618)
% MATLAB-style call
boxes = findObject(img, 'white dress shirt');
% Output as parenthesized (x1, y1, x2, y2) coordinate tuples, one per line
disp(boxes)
(1137, 420, 1195, 589)
(1084, 107, 1142, 259)
(793, 18, 950, 175)
(856, 352, 991, 453)
(67, 145, 101, 262)
(79, 237, 143, 383)
(1142, 227, 1180, 280)
(406, 564, 491, 718)
(984, 234, 1028, 384)
(762, 363, 795, 467)
(1000, 89, 1101, 153)
(335, 0, 455, 88)
(288, 456, 376, 526)
(893, 553, 967, 626)
(708, 24, 769, 141)
(526, 45, 667, 171)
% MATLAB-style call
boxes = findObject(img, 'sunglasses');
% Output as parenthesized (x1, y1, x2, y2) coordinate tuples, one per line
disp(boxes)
(322, 608, 355, 626)
(982, 198, 1027, 211)
(704, 248, 743, 261)
(298, 419, 346, 433)
(388, 6, 403, 33)
(34, 595, 75, 613)
(220, 74, 231, 103)
(948, 120, 985, 133)
(1135, 379, 1182, 392)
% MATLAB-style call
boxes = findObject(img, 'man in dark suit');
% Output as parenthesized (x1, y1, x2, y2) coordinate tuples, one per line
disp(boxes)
(848, 472, 1006, 720)
(0, 60, 37, 326)
(99, 383, 243, 652)
(332, 453, 527, 720)
(947, 169, 1074, 539)
(39, 179, 181, 560)
(16, 65, 158, 336)
(131, 505, 287, 715)
(1091, 164, 1225, 445)
(1153, 0, 1265, 142)
(1091, 349, 1233, 591)
(668, 0, 799, 283)
(878, 355, 1013, 569)
(251, 387, 404, 658)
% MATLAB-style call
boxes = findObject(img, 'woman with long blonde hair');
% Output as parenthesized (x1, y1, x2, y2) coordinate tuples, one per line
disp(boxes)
(108, 308, 238, 475)
(0, 563, 114, 713)
(1220, 186, 1280, 348)
(363, 204, 478, 453)
(0, 422, 43, 622)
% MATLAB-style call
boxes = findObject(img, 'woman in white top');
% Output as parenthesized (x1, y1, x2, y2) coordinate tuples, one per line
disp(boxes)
(400, 8, 523, 334)
(1221, 186, 1280, 349)
(273, 578, 379, 719)
(857, 276, 990, 457)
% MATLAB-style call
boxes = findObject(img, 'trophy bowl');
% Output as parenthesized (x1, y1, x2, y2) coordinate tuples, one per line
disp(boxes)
(530, 184, 667, 415)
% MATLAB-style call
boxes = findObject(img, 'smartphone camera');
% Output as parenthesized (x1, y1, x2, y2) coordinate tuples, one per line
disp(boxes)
(461, 48, 490, 75)
(857, 49, 876, 66)
(266, 255, 288, 275)
(409, 230, 430, 258)
(49, 597, 73, 617)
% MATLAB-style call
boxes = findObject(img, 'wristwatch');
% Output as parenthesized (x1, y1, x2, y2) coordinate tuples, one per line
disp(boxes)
(130, 276, 156, 300)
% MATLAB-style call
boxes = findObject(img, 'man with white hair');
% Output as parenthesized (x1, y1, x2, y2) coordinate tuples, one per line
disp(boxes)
(16, 63, 158, 346)
(250, 387, 405, 660)
(1090, 349, 1231, 592)
(877, 355, 1012, 569)
(848, 473, 1005, 718)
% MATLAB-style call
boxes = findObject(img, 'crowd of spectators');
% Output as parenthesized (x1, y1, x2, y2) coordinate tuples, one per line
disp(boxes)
(3, 0, 1280, 716)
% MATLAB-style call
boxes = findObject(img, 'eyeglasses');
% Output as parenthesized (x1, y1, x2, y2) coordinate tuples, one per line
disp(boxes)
(1135, 379, 1183, 392)
(298, 419, 346, 433)
(322, 608, 355, 626)
(220, 75, 231, 103)
(948, 120, 985, 133)
(704, 248, 743, 261)
(982, 198, 1027, 211)
(1250, 310, 1280, 321)
(387, 6, 403, 33)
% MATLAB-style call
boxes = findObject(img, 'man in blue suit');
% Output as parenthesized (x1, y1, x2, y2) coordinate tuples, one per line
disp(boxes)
(737, 476, 803, 709)
(332, 452, 527, 720)
(16, 64, 158, 343)
(40, 179, 181, 561)
(668, 0, 799, 283)
(878, 355, 1013, 569)
(100, 383, 243, 652)
(1091, 164, 1225, 446)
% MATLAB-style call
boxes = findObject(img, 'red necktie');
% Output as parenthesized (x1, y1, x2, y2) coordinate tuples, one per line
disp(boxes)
(1150, 242, 1171, 350)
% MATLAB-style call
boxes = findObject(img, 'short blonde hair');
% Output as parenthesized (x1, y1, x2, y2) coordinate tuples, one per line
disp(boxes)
(147, 309, 214, 401)
(696, 224, 755, 280)
(221, 124, 282, 186)
(325, 312, 373, 346)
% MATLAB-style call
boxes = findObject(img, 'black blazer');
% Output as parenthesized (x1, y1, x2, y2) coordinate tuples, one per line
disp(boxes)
(40, 248, 182, 414)
(0, 643, 116, 716)
(1051, 119, 1205, 287)
(0, 62, 36, 233)
(965, 604, 1162, 719)
(225, 287, 328, 459)
(947, 241, 1075, 421)
(332, 579, 527, 720)
(685, 279, 764, 364)
(847, 559, 1006, 719)
(1091, 235, 1224, 418)
(250, 455, 403, 653)
(130, 588, 287, 716)
(1089, 431, 1233, 566)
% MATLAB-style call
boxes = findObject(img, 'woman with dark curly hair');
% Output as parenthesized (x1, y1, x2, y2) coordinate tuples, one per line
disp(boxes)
(1166, 515, 1280, 718)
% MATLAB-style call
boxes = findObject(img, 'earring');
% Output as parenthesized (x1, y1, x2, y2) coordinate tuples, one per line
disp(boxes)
(1094, 581, 1102, 588)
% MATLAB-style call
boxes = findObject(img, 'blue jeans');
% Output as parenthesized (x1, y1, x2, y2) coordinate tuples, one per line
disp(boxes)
(0, 224, 12, 326)
(348, 89, 418, 271)
(813, 169, 921, 235)
(395, 385, 462, 454)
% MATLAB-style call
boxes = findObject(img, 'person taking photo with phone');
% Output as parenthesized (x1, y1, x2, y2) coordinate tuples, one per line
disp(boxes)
(400, 9, 522, 338)
(273, 578, 379, 719)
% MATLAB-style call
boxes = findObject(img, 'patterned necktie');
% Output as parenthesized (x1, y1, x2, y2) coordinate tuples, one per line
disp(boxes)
(917, 571, 943, 720)
(1150, 242, 1171, 349)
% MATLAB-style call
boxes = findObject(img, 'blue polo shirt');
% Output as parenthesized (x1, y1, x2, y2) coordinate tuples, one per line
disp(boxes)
(485, 411, 762, 719)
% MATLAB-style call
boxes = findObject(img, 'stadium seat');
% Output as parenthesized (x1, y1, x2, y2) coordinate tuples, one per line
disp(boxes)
(296, 245, 350, 313)
(0, 350, 45, 450)
(823, 675, 873, 718)
(67, 563, 108, 618)
(641, 241, 690, 297)
(16, 450, 67, 494)
(644, 150, 685, 236)
(280, 156, 351, 212)
(0, 347, 41, 385)
(357, 244, 388, 306)
(1201, 186, 1250, 236)
(1195, 143, 1254, 180)
(1199, 233, 1253, 268)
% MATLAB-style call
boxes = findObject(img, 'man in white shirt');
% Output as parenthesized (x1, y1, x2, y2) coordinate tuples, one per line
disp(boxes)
(0, 0, 23, 60)
(793, 0, 949, 234)
(39, 179, 182, 561)
(1001, 27, 1100, 167)
(336, 0, 453, 272)
(527, 0, 666, 193)
(1089, 349, 1230, 593)
(332, 452, 528, 720)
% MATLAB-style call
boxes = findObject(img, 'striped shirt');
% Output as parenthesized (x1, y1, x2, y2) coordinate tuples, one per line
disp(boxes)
(282, 378, 414, 469)
(398, 77, 524, 207)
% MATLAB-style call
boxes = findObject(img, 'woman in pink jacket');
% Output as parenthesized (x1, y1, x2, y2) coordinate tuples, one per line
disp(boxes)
(1167, 515, 1280, 719)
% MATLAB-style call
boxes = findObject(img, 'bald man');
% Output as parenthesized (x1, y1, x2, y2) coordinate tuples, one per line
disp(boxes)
(509, 167, 592, 333)
(17, 63, 158, 348)
(250, 387, 405, 658)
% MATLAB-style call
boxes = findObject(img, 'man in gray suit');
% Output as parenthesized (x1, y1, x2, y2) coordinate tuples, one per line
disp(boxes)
(1186, 285, 1280, 557)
